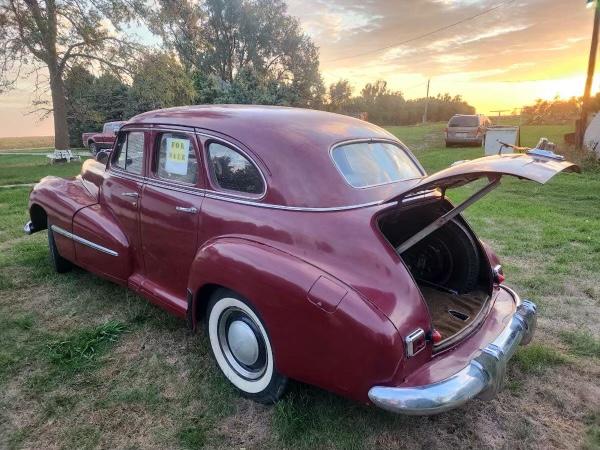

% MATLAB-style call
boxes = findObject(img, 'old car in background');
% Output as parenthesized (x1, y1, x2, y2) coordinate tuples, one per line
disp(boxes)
(445, 114, 491, 147)
(82, 121, 126, 155)
(24, 106, 578, 414)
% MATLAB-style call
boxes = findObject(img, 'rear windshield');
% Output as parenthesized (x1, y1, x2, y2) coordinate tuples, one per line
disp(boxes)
(448, 116, 479, 127)
(331, 141, 422, 188)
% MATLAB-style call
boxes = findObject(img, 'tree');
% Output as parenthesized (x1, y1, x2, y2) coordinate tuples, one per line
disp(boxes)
(64, 65, 128, 147)
(521, 96, 580, 125)
(0, 0, 143, 149)
(126, 52, 195, 117)
(327, 80, 353, 112)
(361, 80, 389, 105)
(150, 0, 324, 107)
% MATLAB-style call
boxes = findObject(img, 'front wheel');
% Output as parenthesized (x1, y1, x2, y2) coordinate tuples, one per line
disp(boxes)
(206, 289, 287, 404)
(48, 221, 72, 273)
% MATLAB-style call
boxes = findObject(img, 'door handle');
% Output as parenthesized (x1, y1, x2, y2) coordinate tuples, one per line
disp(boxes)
(176, 206, 198, 214)
(121, 192, 139, 198)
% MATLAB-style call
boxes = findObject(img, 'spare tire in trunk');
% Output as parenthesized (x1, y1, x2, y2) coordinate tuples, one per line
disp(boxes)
(401, 218, 480, 294)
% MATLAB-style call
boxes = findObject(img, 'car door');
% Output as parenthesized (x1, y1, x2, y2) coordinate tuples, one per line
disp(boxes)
(139, 129, 204, 311)
(101, 130, 147, 279)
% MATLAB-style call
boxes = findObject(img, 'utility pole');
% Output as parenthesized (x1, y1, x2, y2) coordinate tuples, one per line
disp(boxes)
(578, 0, 600, 149)
(422, 79, 431, 123)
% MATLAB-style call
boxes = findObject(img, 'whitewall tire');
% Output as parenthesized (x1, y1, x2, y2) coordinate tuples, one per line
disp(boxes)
(206, 289, 287, 403)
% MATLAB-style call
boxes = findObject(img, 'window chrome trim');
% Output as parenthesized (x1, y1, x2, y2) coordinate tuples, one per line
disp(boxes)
(110, 169, 384, 211)
(107, 127, 404, 212)
(145, 177, 205, 196)
(329, 138, 426, 190)
(204, 192, 386, 212)
(202, 134, 268, 200)
(51, 225, 118, 257)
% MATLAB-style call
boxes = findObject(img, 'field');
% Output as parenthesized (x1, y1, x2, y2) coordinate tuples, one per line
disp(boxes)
(0, 136, 54, 151)
(0, 124, 599, 449)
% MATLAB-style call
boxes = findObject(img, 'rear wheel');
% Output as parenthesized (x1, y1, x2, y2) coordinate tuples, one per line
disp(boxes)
(48, 221, 72, 273)
(206, 289, 287, 404)
(89, 142, 98, 155)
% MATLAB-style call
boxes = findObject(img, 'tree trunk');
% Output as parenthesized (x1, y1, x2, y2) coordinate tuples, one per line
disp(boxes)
(48, 64, 70, 150)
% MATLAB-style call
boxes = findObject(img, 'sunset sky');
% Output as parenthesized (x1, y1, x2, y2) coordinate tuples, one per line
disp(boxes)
(0, 0, 595, 137)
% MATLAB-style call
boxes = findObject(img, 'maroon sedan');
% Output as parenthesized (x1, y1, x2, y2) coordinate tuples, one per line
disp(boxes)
(24, 106, 577, 414)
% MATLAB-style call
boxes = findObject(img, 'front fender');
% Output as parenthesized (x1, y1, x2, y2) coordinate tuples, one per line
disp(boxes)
(29, 176, 98, 261)
(188, 237, 404, 403)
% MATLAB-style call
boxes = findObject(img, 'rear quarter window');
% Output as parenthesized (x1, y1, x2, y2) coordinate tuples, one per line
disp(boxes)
(207, 142, 265, 195)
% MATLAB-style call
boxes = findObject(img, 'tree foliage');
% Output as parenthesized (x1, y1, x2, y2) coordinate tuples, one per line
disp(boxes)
(126, 52, 196, 117)
(521, 97, 580, 125)
(0, 0, 144, 148)
(327, 80, 353, 112)
(150, 0, 324, 107)
(64, 65, 128, 147)
(325, 79, 475, 125)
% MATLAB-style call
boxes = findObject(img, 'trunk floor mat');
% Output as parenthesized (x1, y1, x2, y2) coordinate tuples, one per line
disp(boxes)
(419, 285, 486, 340)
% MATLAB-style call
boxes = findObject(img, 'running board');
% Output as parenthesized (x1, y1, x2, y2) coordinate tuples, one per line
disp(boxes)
(395, 178, 500, 255)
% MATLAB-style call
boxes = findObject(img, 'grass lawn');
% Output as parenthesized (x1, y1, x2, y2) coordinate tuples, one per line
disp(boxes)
(0, 125, 599, 449)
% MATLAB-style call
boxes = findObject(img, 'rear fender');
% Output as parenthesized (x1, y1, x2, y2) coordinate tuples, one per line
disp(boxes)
(188, 237, 404, 402)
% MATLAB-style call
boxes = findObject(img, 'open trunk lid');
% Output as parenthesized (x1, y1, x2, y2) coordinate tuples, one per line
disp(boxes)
(386, 151, 580, 204)
(386, 150, 579, 260)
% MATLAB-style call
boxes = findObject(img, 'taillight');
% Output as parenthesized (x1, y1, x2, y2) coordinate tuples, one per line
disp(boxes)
(431, 329, 442, 344)
(493, 264, 505, 284)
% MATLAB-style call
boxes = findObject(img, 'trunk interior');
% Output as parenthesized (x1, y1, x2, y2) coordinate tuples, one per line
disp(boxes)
(379, 197, 492, 350)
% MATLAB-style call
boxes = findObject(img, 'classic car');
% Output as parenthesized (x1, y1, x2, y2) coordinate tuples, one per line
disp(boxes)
(24, 106, 578, 414)
(82, 121, 126, 154)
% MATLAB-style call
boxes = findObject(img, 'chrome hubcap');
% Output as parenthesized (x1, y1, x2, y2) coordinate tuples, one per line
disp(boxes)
(227, 320, 259, 366)
(217, 307, 267, 380)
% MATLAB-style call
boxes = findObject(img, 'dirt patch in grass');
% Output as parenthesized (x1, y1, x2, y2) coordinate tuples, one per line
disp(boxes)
(214, 399, 272, 448)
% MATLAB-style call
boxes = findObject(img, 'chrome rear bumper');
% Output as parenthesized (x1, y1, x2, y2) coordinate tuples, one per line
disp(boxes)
(368, 297, 537, 415)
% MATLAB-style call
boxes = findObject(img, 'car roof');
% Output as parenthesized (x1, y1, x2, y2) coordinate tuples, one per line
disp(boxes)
(126, 105, 424, 209)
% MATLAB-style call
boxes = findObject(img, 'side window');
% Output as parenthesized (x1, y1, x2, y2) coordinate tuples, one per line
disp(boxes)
(113, 131, 145, 175)
(156, 133, 198, 184)
(114, 133, 127, 168)
(207, 142, 264, 195)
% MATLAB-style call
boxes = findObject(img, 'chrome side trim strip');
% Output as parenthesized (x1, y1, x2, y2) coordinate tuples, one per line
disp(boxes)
(51, 225, 119, 257)
(110, 171, 387, 211)
(107, 133, 396, 212)
(204, 192, 386, 212)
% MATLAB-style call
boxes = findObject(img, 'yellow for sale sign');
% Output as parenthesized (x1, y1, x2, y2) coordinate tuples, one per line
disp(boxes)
(165, 137, 190, 175)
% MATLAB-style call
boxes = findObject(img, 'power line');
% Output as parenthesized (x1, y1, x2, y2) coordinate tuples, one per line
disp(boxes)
(324, 0, 517, 64)
(401, 80, 428, 92)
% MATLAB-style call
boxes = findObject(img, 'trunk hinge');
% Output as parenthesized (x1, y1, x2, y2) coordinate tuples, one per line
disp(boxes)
(395, 177, 501, 255)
